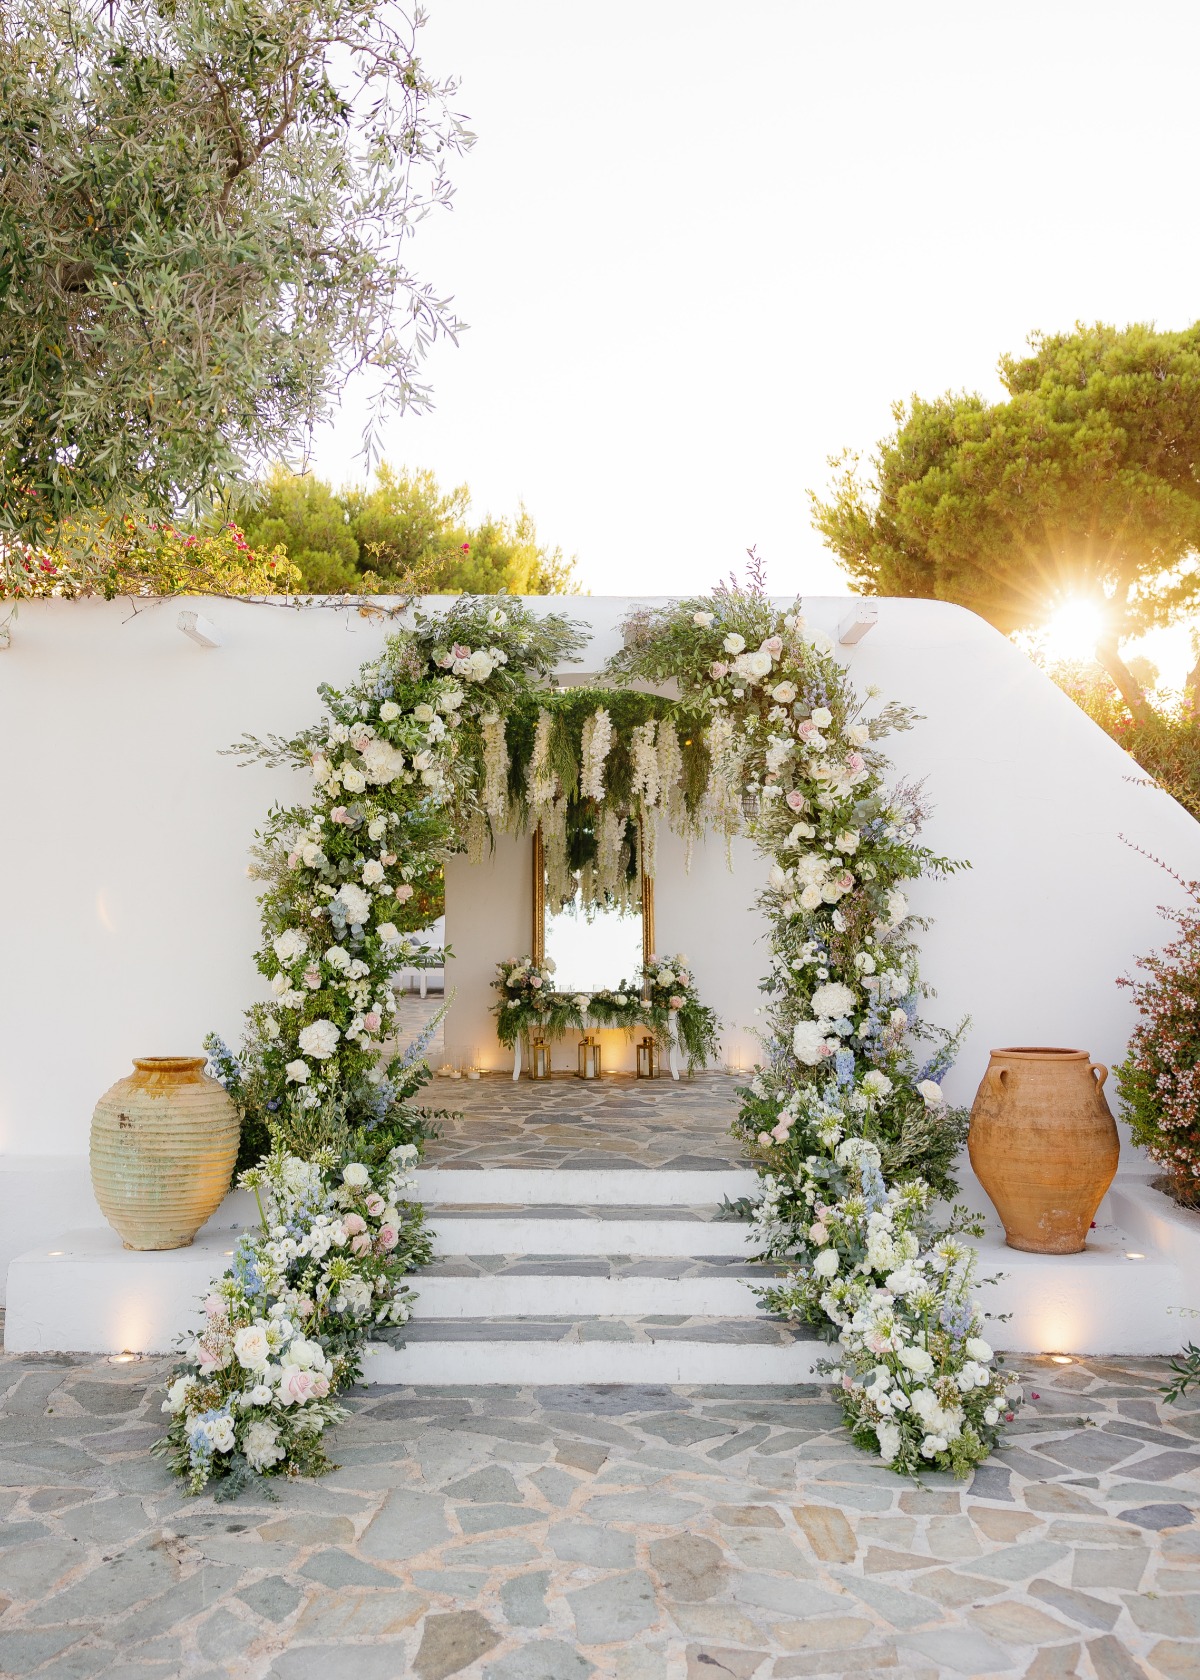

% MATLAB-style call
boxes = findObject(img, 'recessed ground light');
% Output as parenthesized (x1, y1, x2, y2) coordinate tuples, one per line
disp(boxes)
(1048, 1354, 1074, 1365)
(223, 1249, 235, 1256)
(1125, 1252, 1145, 1260)
(108, 1352, 136, 1364)
(47, 1250, 63, 1256)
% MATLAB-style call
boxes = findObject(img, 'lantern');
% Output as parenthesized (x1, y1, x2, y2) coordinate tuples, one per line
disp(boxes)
(577, 1034, 602, 1080)
(636, 1035, 658, 1079)
(529, 1037, 552, 1080)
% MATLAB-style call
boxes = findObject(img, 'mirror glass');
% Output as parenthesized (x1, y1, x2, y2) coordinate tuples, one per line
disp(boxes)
(544, 891, 643, 993)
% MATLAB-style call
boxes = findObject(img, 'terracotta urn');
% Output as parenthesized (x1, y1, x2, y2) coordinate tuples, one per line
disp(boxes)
(968, 1046, 1119, 1254)
(90, 1057, 240, 1251)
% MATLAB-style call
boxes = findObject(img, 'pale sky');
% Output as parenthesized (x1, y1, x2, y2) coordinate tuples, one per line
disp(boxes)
(310, 0, 1200, 680)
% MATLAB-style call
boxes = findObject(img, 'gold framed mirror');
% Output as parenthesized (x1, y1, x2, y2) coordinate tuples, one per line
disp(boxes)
(531, 827, 654, 982)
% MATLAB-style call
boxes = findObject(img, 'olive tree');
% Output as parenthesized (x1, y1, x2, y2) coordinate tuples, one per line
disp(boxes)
(0, 0, 472, 545)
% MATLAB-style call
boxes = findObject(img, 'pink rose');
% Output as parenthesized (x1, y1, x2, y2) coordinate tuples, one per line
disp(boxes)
(343, 1212, 366, 1236)
(295, 1296, 314, 1316)
(303, 966, 321, 989)
(771, 1121, 791, 1142)
(310, 1374, 330, 1399)
(350, 733, 370, 752)
(364, 1011, 381, 1032)
(351, 1233, 371, 1257)
(395, 883, 414, 901)
(710, 661, 728, 679)
(757, 1130, 772, 1146)
(763, 636, 783, 655)
(376, 1224, 398, 1251)
(677, 972, 690, 985)
(330, 806, 348, 823)
(847, 753, 865, 772)
(365, 1192, 385, 1216)
(669, 995, 685, 1010)
(287, 851, 300, 867)
(277, 1367, 318, 1406)
(381, 852, 397, 865)
(203, 1294, 224, 1318)
(452, 643, 471, 660)
(797, 718, 816, 738)
(786, 790, 806, 811)
(529, 975, 543, 988)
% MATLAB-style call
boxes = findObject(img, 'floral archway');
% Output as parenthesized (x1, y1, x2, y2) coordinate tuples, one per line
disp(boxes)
(161, 582, 1019, 1494)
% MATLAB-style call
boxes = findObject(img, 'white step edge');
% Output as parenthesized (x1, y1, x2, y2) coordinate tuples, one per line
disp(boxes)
(412, 1274, 767, 1318)
(428, 1215, 756, 1258)
(361, 1338, 827, 1385)
(414, 1167, 759, 1206)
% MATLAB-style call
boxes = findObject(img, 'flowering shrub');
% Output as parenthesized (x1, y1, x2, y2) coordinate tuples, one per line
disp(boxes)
(610, 576, 1018, 1476)
(1116, 873, 1200, 1207)
(1, 517, 300, 600)
(155, 1145, 430, 1496)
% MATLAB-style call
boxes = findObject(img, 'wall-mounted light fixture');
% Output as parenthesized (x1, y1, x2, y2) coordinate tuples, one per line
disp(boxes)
(177, 609, 222, 649)
(838, 605, 878, 646)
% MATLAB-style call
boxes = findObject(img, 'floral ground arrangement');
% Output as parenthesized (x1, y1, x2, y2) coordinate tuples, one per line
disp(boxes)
(172, 581, 1018, 1494)
(491, 952, 720, 1070)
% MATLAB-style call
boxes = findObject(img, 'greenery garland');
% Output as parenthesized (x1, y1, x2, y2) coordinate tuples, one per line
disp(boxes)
(491, 955, 721, 1071)
(608, 577, 1022, 1478)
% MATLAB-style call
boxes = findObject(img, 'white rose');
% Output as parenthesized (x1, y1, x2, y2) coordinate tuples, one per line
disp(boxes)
(811, 706, 833, 728)
(262, 1015, 280, 1039)
(234, 1324, 271, 1370)
(732, 649, 773, 682)
(343, 1162, 370, 1188)
(811, 981, 854, 1021)
(693, 611, 715, 627)
(898, 1345, 935, 1376)
(855, 952, 876, 974)
(835, 829, 860, 853)
(376, 922, 402, 947)
(367, 816, 387, 841)
(361, 739, 406, 785)
(362, 859, 385, 886)
(813, 1248, 839, 1279)
(917, 1079, 945, 1107)
(207, 1414, 236, 1453)
(848, 723, 871, 746)
(379, 701, 401, 722)
(325, 944, 351, 971)
(792, 1020, 827, 1065)
(163, 1375, 194, 1415)
(467, 650, 494, 680)
(272, 929, 307, 964)
(298, 1019, 340, 1060)
(965, 1337, 993, 1363)
(284, 1059, 310, 1084)
(437, 687, 464, 712)
(722, 632, 746, 654)
(808, 1221, 829, 1246)
(341, 766, 367, 794)
(799, 884, 823, 911)
(335, 883, 372, 926)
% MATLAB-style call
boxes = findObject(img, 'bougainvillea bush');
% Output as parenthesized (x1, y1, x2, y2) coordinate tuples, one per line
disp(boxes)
(1117, 874, 1200, 1207)
(609, 575, 1020, 1476)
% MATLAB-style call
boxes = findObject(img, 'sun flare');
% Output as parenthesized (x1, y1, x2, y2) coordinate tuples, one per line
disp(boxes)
(1042, 598, 1107, 663)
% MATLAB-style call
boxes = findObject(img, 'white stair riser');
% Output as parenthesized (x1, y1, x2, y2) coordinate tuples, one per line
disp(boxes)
(362, 1339, 827, 1385)
(413, 1274, 766, 1318)
(414, 1167, 758, 1207)
(428, 1216, 756, 1257)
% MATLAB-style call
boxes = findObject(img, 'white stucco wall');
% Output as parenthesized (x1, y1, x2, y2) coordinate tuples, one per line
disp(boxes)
(2, 591, 1198, 1286)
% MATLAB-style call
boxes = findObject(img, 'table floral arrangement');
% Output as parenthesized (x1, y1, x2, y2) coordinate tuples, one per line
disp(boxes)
(490, 952, 719, 1070)
(608, 567, 1022, 1477)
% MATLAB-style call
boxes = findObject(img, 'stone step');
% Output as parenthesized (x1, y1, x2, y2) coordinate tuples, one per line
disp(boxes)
(363, 1316, 827, 1385)
(428, 1205, 755, 1257)
(414, 1166, 758, 1207)
(413, 1255, 786, 1319)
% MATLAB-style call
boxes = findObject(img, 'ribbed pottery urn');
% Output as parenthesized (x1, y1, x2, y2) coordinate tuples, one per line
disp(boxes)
(90, 1057, 240, 1251)
(968, 1046, 1119, 1254)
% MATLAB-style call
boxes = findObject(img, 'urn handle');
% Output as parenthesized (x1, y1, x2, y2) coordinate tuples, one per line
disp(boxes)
(986, 1065, 1010, 1097)
(1090, 1062, 1109, 1089)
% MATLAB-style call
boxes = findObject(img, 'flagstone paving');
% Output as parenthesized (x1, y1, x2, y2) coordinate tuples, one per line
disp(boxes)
(422, 1071, 747, 1171)
(2, 1346, 1199, 1679)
